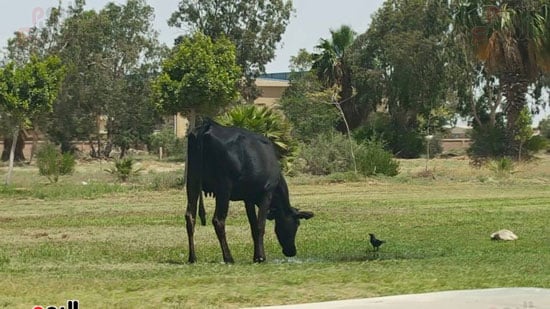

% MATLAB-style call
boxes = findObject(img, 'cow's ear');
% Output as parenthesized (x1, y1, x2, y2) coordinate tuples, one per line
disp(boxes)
(297, 211, 314, 220)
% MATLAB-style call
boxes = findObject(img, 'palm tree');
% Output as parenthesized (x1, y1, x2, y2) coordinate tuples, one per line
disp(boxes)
(312, 25, 361, 130)
(454, 0, 550, 157)
(216, 104, 298, 172)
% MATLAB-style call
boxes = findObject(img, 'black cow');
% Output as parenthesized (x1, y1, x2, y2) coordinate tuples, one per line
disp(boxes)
(185, 118, 313, 263)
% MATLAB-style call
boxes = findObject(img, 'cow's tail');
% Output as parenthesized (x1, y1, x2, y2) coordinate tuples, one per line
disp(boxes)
(187, 119, 210, 225)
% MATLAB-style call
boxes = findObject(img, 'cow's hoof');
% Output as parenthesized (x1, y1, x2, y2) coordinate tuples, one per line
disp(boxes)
(254, 256, 266, 263)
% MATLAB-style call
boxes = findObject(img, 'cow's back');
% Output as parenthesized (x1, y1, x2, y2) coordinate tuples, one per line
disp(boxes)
(190, 119, 281, 202)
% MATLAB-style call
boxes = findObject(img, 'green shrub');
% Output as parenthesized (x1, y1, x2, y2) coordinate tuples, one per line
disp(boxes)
(353, 113, 424, 159)
(36, 143, 76, 183)
(390, 130, 424, 159)
(539, 117, 550, 139)
(468, 124, 507, 159)
(355, 139, 400, 176)
(423, 135, 443, 158)
(525, 135, 548, 154)
(105, 158, 143, 182)
(298, 131, 355, 175)
(148, 128, 186, 160)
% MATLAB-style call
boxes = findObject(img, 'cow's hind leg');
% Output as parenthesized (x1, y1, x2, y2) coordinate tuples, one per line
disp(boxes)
(213, 191, 234, 264)
(185, 185, 200, 263)
(198, 193, 206, 226)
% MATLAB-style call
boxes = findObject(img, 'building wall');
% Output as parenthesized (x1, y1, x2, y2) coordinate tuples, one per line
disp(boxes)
(441, 139, 471, 153)
(0, 140, 95, 159)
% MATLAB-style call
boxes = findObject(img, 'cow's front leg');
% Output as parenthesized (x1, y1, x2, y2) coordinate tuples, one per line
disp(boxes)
(245, 201, 264, 263)
(252, 193, 273, 263)
(213, 191, 234, 264)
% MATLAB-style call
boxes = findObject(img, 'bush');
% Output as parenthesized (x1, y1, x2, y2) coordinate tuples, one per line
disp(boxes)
(36, 143, 76, 183)
(148, 128, 186, 160)
(525, 135, 548, 155)
(298, 132, 399, 177)
(105, 158, 143, 182)
(298, 131, 354, 175)
(353, 113, 424, 159)
(539, 117, 550, 139)
(390, 130, 424, 159)
(423, 135, 443, 158)
(468, 125, 507, 159)
(355, 139, 400, 176)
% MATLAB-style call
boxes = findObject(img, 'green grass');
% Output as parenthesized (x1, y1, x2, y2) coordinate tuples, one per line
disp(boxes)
(1, 156, 550, 308)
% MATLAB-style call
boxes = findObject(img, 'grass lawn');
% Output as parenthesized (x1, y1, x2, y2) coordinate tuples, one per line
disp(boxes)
(1, 156, 550, 308)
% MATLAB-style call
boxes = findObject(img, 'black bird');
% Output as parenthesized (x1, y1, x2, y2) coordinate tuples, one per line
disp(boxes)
(369, 233, 385, 251)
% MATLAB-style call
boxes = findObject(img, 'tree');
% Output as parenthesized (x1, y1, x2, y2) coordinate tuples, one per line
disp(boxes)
(0, 55, 65, 185)
(168, 0, 293, 102)
(107, 68, 161, 158)
(153, 32, 241, 129)
(47, 0, 163, 156)
(153, 31, 240, 184)
(280, 74, 339, 142)
(312, 25, 360, 131)
(2, 0, 165, 156)
(515, 107, 534, 161)
(349, 0, 454, 158)
(2, 7, 63, 161)
(453, 0, 550, 158)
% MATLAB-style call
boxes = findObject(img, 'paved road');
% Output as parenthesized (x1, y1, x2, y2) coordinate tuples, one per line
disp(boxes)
(247, 288, 550, 309)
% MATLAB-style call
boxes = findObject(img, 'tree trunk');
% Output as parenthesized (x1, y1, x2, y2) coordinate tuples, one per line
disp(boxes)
(29, 125, 39, 163)
(120, 147, 127, 159)
(4, 126, 20, 186)
(2, 131, 26, 162)
(335, 67, 364, 132)
(503, 75, 529, 158)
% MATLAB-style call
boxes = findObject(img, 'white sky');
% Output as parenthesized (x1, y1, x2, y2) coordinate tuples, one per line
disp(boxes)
(0, 0, 385, 72)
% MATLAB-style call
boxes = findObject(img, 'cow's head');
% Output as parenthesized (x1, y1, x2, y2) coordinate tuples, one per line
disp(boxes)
(268, 206, 314, 257)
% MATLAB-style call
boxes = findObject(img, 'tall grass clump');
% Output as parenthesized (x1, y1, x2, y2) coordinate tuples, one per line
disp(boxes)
(143, 171, 185, 190)
(488, 157, 515, 178)
(36, 143, 76, 183)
